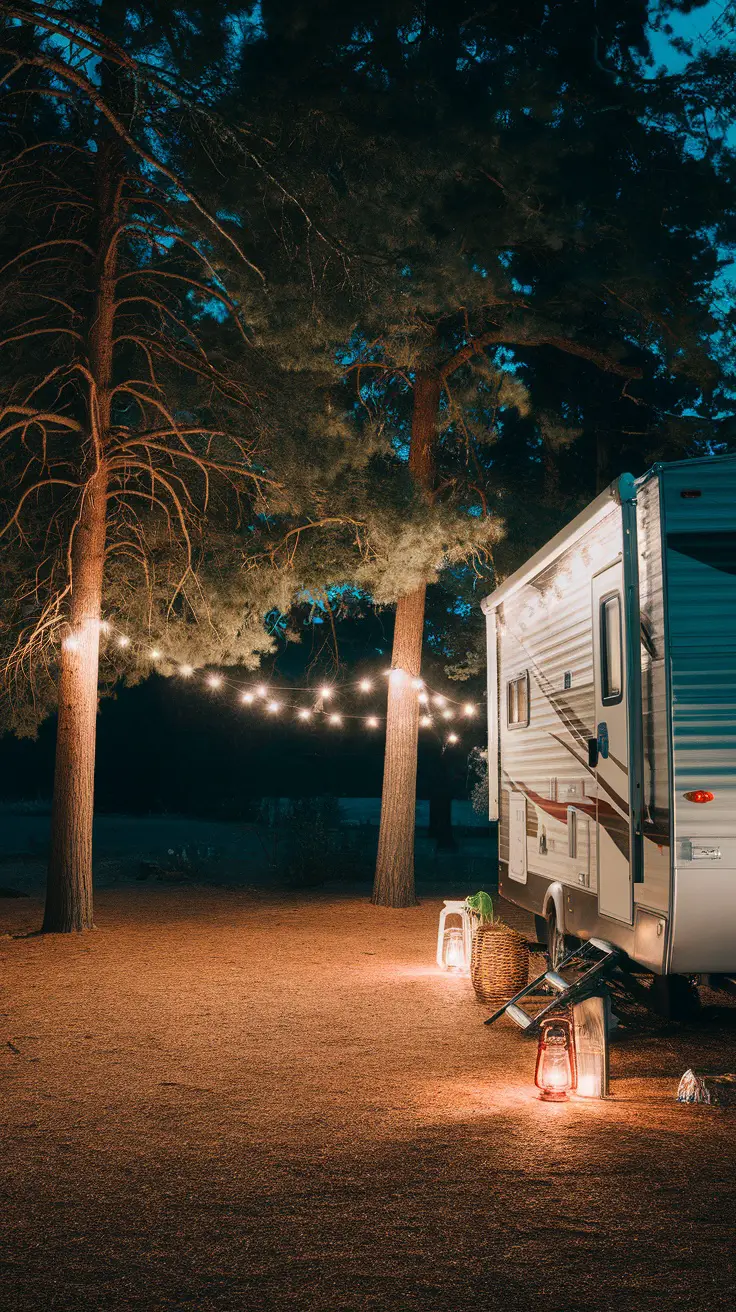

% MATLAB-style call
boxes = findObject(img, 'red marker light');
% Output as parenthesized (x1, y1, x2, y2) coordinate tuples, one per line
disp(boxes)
(684, 790, 715, 804)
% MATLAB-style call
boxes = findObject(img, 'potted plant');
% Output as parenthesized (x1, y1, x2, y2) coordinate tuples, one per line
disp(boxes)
(465, 891, 528, 1007)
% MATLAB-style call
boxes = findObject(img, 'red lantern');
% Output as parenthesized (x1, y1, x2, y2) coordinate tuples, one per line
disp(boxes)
(535, 1018, 577, 1102)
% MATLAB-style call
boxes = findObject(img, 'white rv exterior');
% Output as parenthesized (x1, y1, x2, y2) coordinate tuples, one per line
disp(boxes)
(482, 455, 736, 977)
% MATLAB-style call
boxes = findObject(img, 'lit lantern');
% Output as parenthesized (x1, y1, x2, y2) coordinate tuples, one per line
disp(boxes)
(436, 900, 474, 975)
(442, 927, 465, 971)
(535, 1018, 576, 1102)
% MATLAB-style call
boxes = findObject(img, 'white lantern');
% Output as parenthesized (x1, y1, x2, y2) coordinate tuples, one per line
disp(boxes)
(436, 900, 475, 975)
(441, 927, 465, 971)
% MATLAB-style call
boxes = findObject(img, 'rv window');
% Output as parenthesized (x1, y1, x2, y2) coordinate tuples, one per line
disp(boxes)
(600, 593, 623, 704)
(507, 672, 530, 728)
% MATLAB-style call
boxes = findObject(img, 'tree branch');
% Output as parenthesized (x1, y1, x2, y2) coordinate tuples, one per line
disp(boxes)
(442, 330, 644, 380)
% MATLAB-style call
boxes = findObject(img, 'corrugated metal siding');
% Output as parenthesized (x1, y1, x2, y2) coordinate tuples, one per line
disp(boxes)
(499, 786, 509, 864)
(664, 457, 736, 972)
(497, 482, 671, 919)
(498, 509, 622, 895)
(637, 477, 670, 911)
(663, 460, 736, 840)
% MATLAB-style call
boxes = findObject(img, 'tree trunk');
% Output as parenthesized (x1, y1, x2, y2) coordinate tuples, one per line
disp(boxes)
(372, 371, 441, 908)
(44, 466, 109, 931)
(44, 141, 120, 932)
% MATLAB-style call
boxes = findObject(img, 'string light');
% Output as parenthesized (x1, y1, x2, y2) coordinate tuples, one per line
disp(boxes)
(90, 619, 482, 737)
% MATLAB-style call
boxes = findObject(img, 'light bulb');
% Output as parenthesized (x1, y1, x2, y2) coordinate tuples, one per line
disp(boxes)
(329, 713, 342, 726)
(207, 674, 223, 690)
(433, 695, 446, 708)
(359, 679, 373, 693)
(99, 620, 111, 635)
(412, 677, 424, 690)
(320, 685, 333, 699)
(365, 717, 379, 729)
(267, 700, 281, 714)
(418, 692, 429, 705)
(255, 684, 268, 698)
(241, 691, 254, 704)
(150, 648, 161, 660)
(420, 716, 433, 728)
(447, 733, 459, 744)
(179, 664, 194, 678)
(298, 708, 312, 720)
(117, 634, 130, 648)
(62, 634, 79, 652)
(442, 709, 453, 721)
(463, 703, 476, 716)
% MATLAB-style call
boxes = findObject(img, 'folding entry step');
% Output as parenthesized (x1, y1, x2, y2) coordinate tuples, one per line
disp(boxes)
(484, 937, 621, 1034)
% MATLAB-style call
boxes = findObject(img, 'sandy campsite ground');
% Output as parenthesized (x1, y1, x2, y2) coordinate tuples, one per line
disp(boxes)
(1, 884, 736, 1312)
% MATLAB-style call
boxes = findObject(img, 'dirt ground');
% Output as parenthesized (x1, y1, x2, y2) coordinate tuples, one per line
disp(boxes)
(1, 885, 735, 1312)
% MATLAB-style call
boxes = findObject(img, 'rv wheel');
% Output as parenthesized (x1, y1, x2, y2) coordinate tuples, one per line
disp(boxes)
(545, 906, 573, 970)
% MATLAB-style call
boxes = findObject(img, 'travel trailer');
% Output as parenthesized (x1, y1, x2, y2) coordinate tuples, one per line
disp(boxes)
(481, 455, 736, 993)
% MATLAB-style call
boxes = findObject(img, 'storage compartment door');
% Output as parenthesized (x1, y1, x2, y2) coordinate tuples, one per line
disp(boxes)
(508, 792, 528, 884)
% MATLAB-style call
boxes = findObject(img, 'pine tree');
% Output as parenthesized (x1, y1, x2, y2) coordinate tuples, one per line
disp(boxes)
(0, 1, 280, 929)
(220, 0, 736, 906)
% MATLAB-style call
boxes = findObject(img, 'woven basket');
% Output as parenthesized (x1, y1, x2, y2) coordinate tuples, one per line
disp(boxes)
(470, 920, 529, 1007)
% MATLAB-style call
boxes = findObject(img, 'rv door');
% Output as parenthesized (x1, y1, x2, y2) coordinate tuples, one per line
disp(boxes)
(591, 561, 634, 924)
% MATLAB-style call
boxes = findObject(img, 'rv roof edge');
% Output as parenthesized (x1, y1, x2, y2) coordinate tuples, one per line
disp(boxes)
(480, 476, 627, 614)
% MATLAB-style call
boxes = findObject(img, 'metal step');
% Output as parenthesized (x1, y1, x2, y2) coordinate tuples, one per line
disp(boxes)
(485, 939, 621, 1033)
(505, 1003, 534, 1029)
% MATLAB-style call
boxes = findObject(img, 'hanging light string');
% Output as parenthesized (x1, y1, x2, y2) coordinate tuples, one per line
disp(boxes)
(62, 618, 479, 746)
